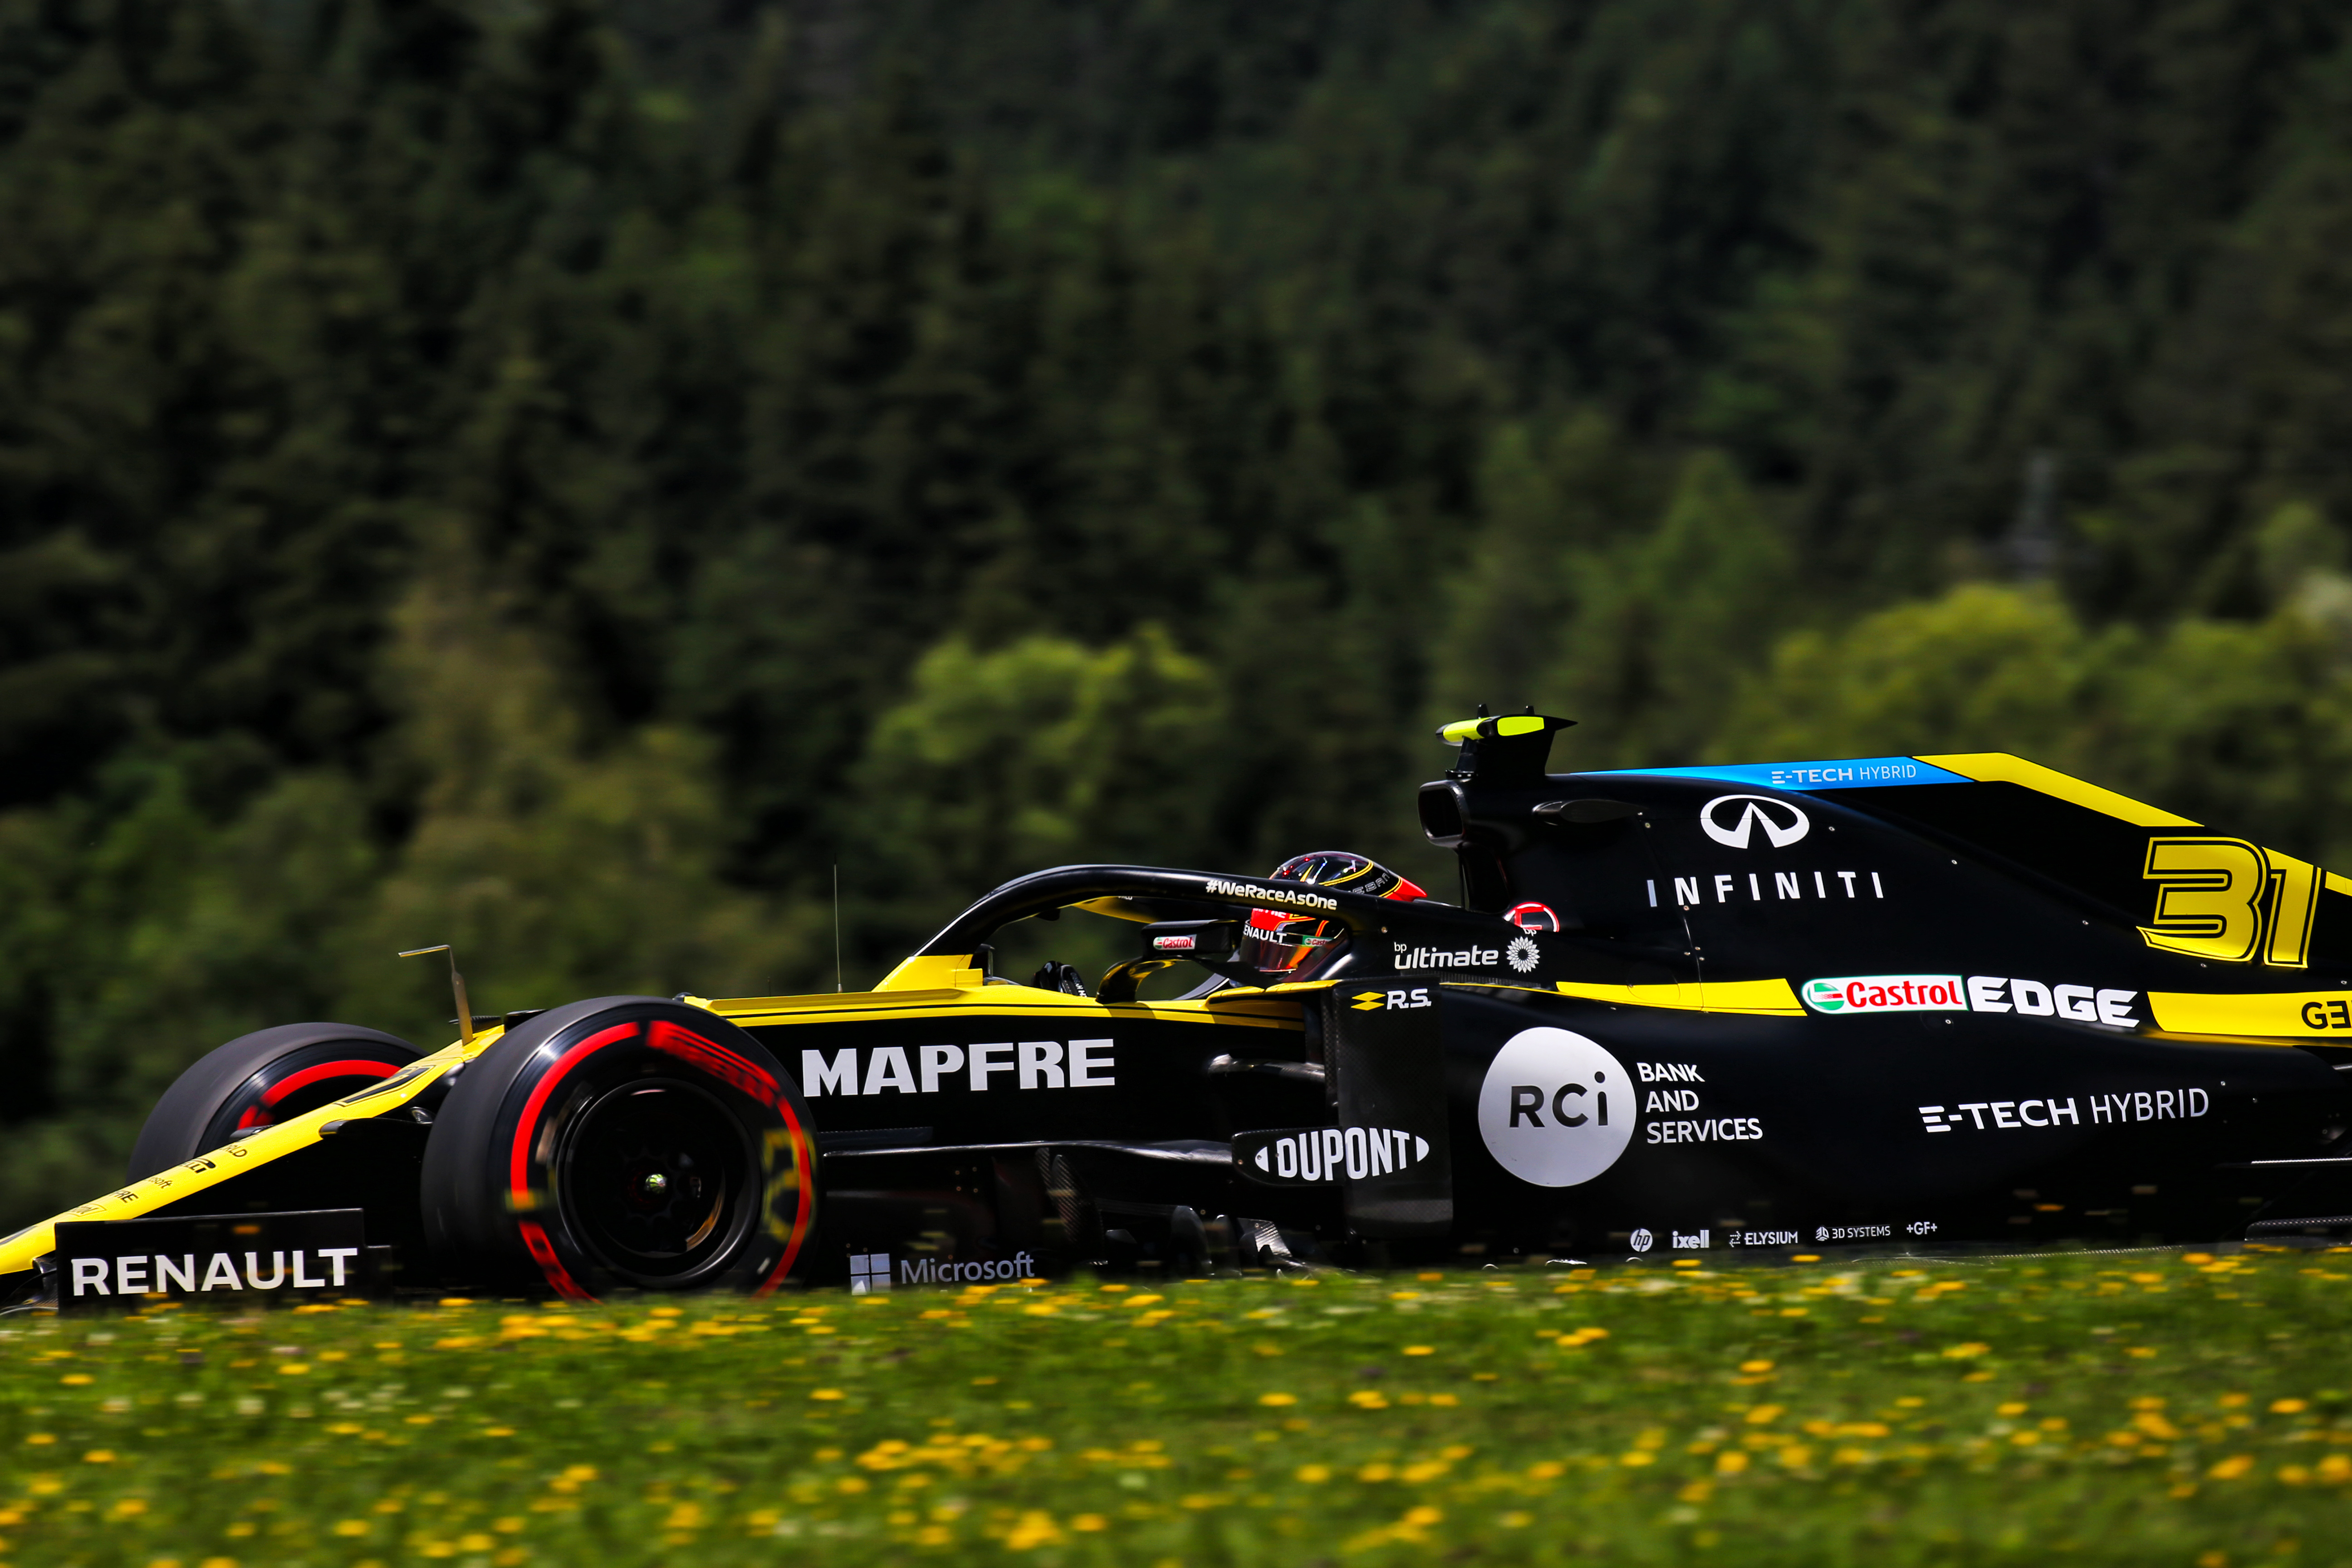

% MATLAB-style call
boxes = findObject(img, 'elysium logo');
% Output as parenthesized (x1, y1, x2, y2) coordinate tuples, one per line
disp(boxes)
(1700, 794, 1811, 850)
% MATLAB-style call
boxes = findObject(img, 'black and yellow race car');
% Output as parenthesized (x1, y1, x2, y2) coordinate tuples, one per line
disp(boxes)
(7, 713, 2351, 1307)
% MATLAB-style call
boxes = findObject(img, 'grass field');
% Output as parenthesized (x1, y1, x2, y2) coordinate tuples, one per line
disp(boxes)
(1, 1248, 2349, 1566)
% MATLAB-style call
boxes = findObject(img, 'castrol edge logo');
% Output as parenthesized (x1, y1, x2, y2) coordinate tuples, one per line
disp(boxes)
(1802, 975, 1965, 1014)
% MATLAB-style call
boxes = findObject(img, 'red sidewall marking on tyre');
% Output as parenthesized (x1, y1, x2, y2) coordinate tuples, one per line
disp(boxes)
(508, 1020, 643, 1205)
(235, 1058, 403, 1127)
(645, 1020, 781, 1107)
(505, 1015, 818, 1297)
(757, 1113, 817, 1296)
(519, 1219, 593, 1301)
(642, 1018, 816, 1294)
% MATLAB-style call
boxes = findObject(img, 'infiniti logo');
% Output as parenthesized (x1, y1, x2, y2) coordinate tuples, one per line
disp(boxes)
(1699, 794, 1810, 850)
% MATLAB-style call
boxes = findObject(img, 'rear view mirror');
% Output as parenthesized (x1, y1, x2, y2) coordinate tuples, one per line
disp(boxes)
(1097, 920, 1250, 1004)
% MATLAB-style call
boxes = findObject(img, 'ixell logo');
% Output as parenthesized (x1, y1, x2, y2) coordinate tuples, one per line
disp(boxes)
(1476, 1027, 1634, 1188)
(1699, 795, 1811, 850)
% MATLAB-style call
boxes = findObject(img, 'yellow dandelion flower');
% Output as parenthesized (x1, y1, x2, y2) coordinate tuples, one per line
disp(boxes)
(2271, 1398, 2308, 1415)
(1259, 1393, 1297, 1406)
(2208, 1455, 2255, 1480)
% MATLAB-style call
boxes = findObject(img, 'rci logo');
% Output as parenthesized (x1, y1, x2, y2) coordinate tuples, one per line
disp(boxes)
(1699, 794, 1810, 851)
(1475, 1027, 1635, 1188)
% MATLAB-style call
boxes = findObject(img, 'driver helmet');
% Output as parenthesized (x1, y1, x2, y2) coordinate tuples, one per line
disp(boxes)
(1240, 850, 1429, 975)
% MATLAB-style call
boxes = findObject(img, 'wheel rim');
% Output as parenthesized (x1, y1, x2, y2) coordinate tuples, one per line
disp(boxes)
(556, 1077, 756, 1285)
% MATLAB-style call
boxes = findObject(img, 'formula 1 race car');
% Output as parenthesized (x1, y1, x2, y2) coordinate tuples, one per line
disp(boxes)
(7, 713, 2352, 1307)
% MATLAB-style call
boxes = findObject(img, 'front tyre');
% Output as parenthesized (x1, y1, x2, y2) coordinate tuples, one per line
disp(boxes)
(128, 1023, 421, 1181)
(419, 998, 817, 1298)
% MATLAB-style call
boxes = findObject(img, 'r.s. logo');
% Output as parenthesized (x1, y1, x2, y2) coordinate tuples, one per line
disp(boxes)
(1476, 1028, 1635, 1188)
(1699, 795, 1810, 850)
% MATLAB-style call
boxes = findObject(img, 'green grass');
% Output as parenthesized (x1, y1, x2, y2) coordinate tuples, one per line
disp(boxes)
(2, 1249, 2350, 1566)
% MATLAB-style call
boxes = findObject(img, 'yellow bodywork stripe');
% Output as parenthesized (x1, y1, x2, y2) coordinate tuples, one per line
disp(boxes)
(2146, 990, 2352, 1042)
(1915, 753, 2199, 828)
(1699, 978, 1807, 1015)
(872, 955, 986, 992)
(706, 983, 1303, 1031)
(1549, 978, 1802, 1015)
(0, 1040, 479, 1279)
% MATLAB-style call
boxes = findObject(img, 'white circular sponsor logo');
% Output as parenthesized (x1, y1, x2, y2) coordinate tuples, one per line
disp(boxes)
(1629, 1227, 1654, 1253)
(1476, 1027, 1636, 1187)
(1505, 935, 1540, 974)
(1699, 794, 1810, 849)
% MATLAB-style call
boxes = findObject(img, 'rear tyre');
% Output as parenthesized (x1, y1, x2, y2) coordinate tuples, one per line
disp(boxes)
(418, 997, 817, 1298)
(128, 1023, 422, 1182)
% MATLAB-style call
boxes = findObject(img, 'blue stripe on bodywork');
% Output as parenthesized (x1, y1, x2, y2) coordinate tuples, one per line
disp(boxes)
(1584, 757, 1973, 791)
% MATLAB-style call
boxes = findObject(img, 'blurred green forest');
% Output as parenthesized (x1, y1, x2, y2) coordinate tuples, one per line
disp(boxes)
(8, 0, 2352, 1224)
